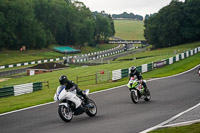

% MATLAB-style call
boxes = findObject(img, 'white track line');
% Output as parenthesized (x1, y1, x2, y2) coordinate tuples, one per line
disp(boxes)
(0, 64, 199, 117)
(161, 119, 200, 128)
(140, 102, 200, 133)
(140, 64, 200, 133)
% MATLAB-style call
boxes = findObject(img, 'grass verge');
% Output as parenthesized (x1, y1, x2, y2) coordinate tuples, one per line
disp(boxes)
(149, 123, 200, 133)
(114, 20, 145, 40)
(0, 52, 199, 114)
(0, 44, 118, 66)
(115, 42, 200, 61)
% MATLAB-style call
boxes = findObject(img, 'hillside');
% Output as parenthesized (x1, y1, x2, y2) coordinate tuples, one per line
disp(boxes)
(114, 20, 145, 40)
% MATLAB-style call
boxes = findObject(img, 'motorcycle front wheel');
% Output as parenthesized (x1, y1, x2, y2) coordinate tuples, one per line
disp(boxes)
(58, 105, 73, 122)
(131, 90, 139, 103)
(86, 99, 97, 117)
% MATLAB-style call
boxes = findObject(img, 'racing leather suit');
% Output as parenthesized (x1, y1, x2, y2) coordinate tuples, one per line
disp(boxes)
(64, 80, 89, 102)
(129, 70, 147, 90)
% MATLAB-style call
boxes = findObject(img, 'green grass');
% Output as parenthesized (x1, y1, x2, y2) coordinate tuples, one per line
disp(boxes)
(149, 123, 200, 133)
(0, 42, 200, 113)
(0, 44, 118, 66)
(142, 53, 200, 78)
(0, 49, 62, 66)
(0, 19, 200, 132)
(115, 42, 200, 61)
(114, 20, 145, 40)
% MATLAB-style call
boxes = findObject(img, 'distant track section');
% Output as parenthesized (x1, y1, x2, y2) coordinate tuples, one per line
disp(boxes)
(109, 40, 147, 44)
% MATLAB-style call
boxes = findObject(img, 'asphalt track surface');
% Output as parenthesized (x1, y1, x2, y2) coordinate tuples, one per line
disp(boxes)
(0, 67, 28, 77)
(0, 67, 200, 133)
(95, 47, 146, 62)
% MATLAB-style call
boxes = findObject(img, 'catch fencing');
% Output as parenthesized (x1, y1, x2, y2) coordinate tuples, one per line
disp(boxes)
(76, 70, 110, 85)
(76, 74, 97, 85)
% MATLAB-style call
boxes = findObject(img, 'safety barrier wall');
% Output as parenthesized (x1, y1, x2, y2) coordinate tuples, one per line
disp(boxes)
(75, 47, 125, 63)
(112, 69, 121, 81)
(121, 69, 129, 78)
(0, 45, 122, 70)
(0, 86, 14, 98)
(0, 82, 43, 98)
(112, 47, 200, 81)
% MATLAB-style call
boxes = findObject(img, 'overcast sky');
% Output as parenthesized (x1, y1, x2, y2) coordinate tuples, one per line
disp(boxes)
(78, 0, 185, 17)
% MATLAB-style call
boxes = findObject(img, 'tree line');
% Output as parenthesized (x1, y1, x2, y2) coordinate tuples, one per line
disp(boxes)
(0, 0, 115, 50)
(144, 0, 200, 48)
(112, 12, 143, 21)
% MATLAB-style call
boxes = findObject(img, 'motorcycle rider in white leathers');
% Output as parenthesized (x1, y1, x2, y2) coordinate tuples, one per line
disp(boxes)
(57, 75, 90, 114)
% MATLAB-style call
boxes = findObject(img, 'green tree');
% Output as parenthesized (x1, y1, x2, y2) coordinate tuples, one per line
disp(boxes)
(34, 0, 71, 45)
(0, 0, 48, 49)
(69, 1, 96, 47)
(108, 14, 115, 36)
(0, 0, 116, 50)
(181, 0, 200, 42)
(95, 14, 113, 43)
(0, 11, 7, 49)
(144, 0, 187, 48)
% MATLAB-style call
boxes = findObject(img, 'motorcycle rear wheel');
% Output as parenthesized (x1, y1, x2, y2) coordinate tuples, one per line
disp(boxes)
(131, 91, 139, 103)
(58, 105, 73, 122)
(86, 99, 97, 117)
(144, 89, 151, 101)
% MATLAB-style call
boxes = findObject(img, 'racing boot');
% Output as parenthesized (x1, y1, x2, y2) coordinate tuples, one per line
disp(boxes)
(82, 93, 94, 109)
(144, 86, 148, 94)
(142, 81, 148, 94)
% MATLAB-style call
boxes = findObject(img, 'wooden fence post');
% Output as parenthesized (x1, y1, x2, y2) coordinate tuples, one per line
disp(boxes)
(76, 76, 78, 85)
(95, 72, 97, 84)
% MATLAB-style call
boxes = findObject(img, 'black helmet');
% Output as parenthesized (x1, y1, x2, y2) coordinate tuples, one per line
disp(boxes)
(59, 75, 68, 85)
(130, 66, 137, 74)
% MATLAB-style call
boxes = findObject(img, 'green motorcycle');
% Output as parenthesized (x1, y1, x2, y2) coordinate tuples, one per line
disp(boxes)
(127, 77, 151, 103)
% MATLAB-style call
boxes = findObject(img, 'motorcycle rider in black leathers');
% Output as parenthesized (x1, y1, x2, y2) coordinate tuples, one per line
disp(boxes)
(59, 75, 90, 111)
(129, 66, 148, 92)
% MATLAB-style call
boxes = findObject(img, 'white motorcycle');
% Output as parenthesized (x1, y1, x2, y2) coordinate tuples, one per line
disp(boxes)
(127, 77, 151, 103)
(199, 69, 200, 77)
(54, 85, 97, 122)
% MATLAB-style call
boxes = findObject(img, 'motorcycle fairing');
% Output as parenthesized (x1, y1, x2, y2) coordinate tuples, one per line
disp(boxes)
(54, 85, 82, 108)
(127, 79, 138, 88)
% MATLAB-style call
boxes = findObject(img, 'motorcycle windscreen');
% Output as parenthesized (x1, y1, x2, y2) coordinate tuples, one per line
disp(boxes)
(127, 80, 138, 88)
(58, 88, 68, 101)
(82, 89, 89, 96)
(54, 85, 66, 101)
